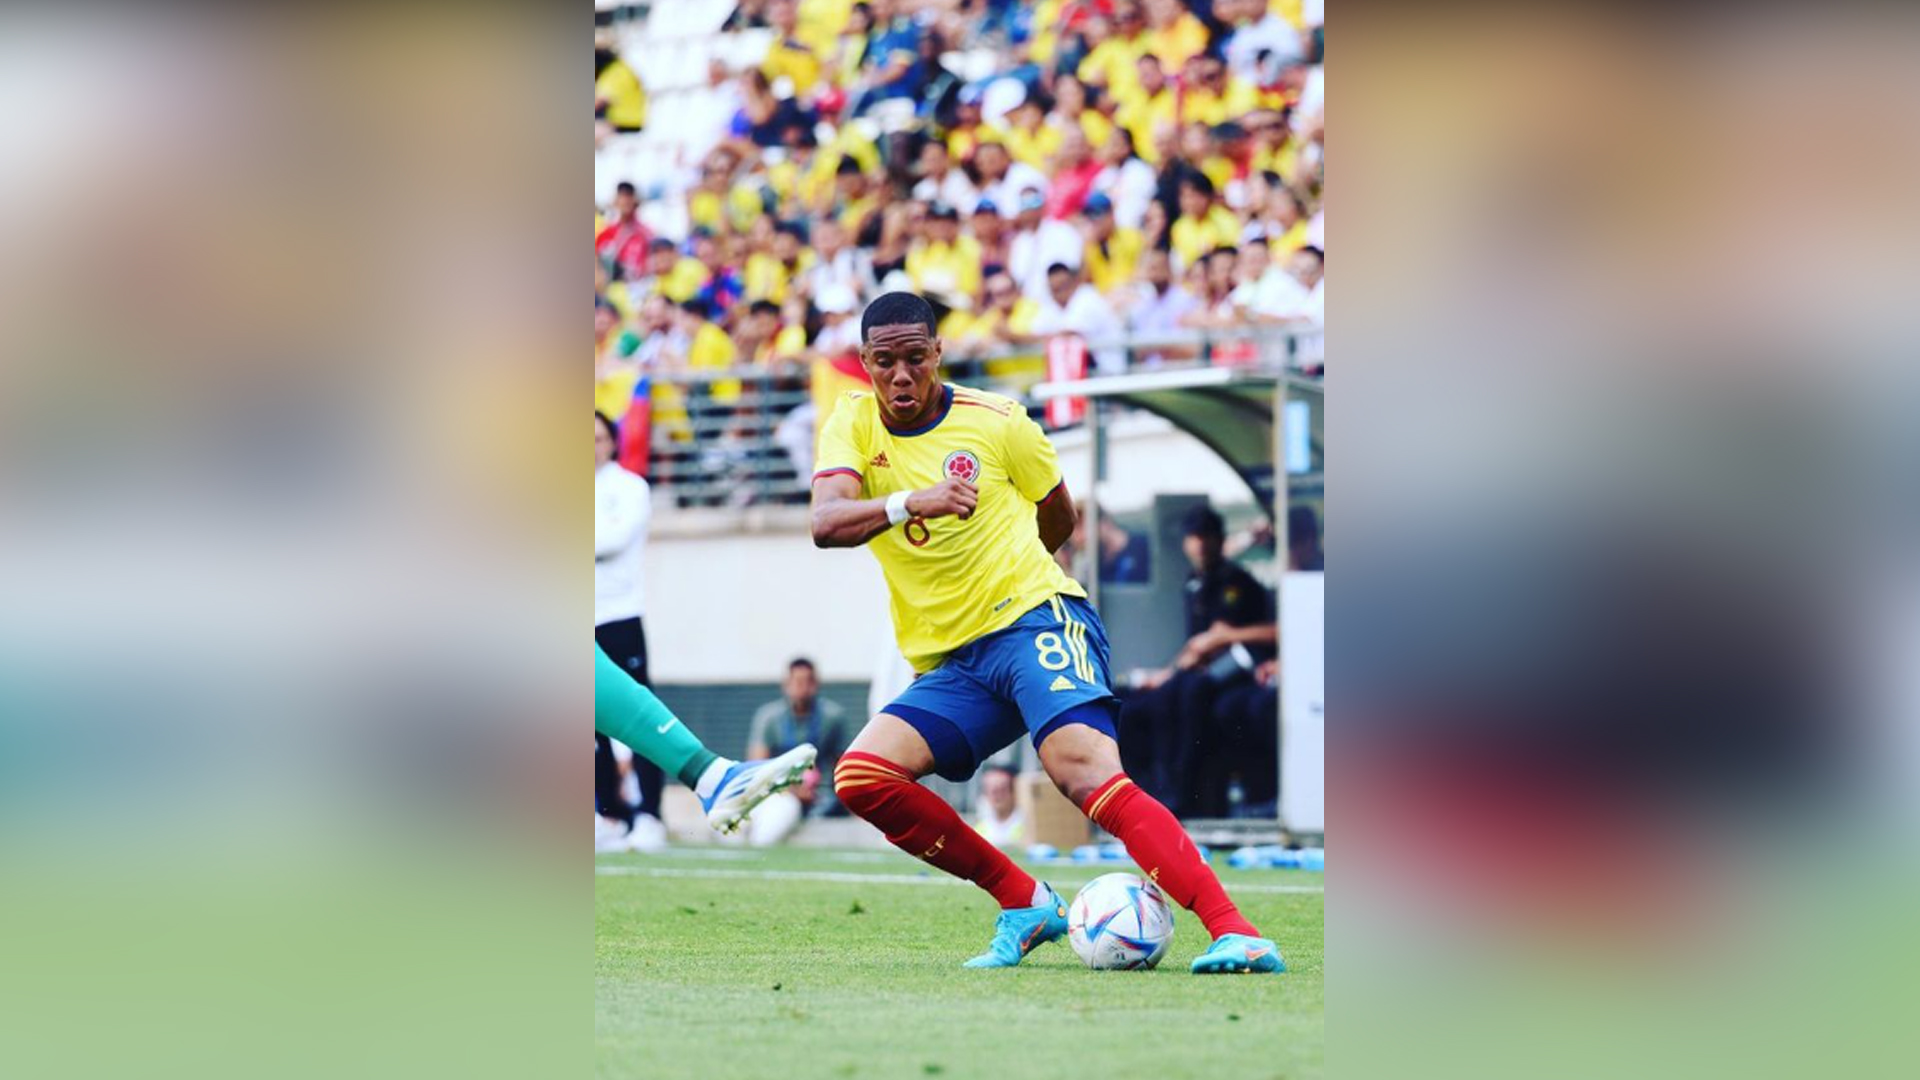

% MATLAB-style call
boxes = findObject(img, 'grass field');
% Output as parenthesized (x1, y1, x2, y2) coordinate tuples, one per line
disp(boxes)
(595, 845, 1324, 1080)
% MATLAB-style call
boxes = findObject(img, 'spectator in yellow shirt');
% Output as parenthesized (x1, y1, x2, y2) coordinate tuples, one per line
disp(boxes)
(761, 0, 823, 96)
(1143, 0, 1210, 71)
(1170, 173, 1244, 270)
(743, 222, 818, 303)
(1114, 53, 1178, 164)
(904, 203, 983, 309)
(1050, 73, 1115, 153)
(1177, 53, 1264, 127)
(595, 36, 647, 133)
(636, 239, 712, 304)
(1078, 193, 1145, 296)
(1075, 10, 1146, 101)
(828, 156, 881, 241)
(1000, 94, 1063, 174)
(1179, 122, 1236, 195)
(678, 298, 745, 404)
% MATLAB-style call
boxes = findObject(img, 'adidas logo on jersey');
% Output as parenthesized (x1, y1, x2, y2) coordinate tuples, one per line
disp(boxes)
(1049, 675, 1075, 692)
(870, 452, 890, 468)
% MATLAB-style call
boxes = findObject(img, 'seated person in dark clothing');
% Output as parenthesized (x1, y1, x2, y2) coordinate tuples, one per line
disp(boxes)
(1289, 505, 1324, 571)
(1191, 659, 1280, 819)
(1116, 505, 1277, 817)
(1096, 512, 1152, 584)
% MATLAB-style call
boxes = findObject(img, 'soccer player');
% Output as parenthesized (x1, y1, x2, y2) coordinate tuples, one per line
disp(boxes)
(811, 292, 1282, 974)
(594, 643, 816, 835)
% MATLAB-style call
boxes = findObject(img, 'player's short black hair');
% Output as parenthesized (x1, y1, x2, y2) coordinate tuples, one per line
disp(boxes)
(1211, 245, 1239, 261)
(679, 297, 710, 318)
(775, 220, 808, 242)
(648, 237, 676, 253)
(1181, 173, 1216, 199)
(615, 181, 636, 196)
(595, 410, 619, 444)
(836, 155, 864, 177)
(749, 299, 781, 318)
(1046, 262, 1075, 278)
(788, 657, 816, 674)
(860, 291, 937, 345)
(1297, 245, 1324, 264)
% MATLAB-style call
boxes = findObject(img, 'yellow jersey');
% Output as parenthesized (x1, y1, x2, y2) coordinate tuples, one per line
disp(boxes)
(905, 236, 983, 302)
(814, 384, 1085, 672)
(596, 62, 646, 130)
(762, 38, 822, 96)
(1171, 205, 1245, 268)
(1083, 227, 1145, 294)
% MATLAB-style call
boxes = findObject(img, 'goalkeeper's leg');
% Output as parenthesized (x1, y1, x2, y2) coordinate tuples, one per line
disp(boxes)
(593, 644, 815, 834)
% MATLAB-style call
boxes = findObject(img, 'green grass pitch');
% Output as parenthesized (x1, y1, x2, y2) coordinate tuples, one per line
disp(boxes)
(595, 846, 1324, 1080)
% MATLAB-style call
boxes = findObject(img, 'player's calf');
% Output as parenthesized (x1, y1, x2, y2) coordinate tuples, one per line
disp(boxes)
(834, 750, 1038, 910)
(1038, 720, 1266, 947)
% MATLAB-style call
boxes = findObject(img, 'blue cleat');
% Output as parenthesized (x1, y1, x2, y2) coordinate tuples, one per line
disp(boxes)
(700, 745, 817, 835)
(1189, 933, 1285, 974)
(963, 884, 1069, 968)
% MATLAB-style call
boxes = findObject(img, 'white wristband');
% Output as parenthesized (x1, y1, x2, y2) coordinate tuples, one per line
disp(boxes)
(885, 490, 912, 526)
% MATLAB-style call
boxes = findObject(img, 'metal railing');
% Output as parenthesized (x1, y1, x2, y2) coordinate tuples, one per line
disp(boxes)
(619, 327, 1322, 508)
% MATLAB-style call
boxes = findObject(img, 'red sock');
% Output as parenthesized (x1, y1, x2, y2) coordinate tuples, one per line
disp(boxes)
(834, 752, 1038, 909)
(1083, 773, 1260, 940)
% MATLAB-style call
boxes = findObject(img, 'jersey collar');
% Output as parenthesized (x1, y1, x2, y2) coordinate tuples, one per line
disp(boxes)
(881, 384, 953, 437)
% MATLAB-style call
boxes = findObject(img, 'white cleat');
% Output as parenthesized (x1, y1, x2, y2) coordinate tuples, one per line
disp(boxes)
(701, 744, 818, 835)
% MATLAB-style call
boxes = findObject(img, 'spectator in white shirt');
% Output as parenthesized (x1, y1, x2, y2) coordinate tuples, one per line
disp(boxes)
(1218, 0, 1306, 83)
(802, 218, 876, 308)
(1025, 262, 1124, 374)
(1092, 128, 1159, 232)
(911, 136, 979, 213)
(594, 411, 666, 850)
(1230, 240, 1310, 322)
(1007, 188, 1085, 301)
(968, 140, 1048, 219)
(1120, 247, 1200, 350)
(972, 765, 1026, 847)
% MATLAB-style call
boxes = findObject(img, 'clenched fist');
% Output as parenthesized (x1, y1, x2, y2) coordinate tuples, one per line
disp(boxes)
(906, 478, 978, 521)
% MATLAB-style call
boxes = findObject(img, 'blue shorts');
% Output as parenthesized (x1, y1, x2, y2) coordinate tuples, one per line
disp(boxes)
(885, 594, 1119, 781)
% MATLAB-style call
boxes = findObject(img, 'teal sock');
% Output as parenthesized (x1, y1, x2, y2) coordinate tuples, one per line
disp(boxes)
(594, 644, 718, 786)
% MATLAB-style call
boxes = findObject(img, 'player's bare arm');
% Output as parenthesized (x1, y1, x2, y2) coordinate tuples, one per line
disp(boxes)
(1035, 479, 1077, 554)
(811, 472, 977, 548)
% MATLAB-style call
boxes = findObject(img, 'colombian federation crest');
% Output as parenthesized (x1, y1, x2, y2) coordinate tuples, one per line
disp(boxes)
(943, 450, 981, 484)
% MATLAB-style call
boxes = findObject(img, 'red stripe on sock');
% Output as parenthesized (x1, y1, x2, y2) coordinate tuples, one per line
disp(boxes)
(836, 754, 1037, 910)
(1083, 772, 1259, 940)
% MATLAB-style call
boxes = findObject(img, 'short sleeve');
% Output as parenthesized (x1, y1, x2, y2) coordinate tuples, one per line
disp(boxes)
(812, 393, 866, 484)
(1004, 408, 1064, 504)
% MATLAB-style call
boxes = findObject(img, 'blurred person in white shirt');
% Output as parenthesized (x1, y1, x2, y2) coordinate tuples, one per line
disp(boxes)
(911, 137, 978, 215)
(969, 140, 1048, 219)
(1007, 188, 1085, 301)
(1027, 262, 1124, 374)
(595, 411, 667, 852)
(972, 765, 1026, 848)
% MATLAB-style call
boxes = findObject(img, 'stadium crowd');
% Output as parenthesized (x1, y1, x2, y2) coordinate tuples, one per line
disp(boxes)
(595, 0, 1325, 500)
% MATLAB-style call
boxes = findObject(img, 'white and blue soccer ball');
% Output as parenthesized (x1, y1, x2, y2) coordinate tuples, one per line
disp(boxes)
(1067, 872, 1175, 970)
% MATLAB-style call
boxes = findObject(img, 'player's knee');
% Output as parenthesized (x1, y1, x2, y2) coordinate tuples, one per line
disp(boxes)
(1042, 752, 1113, 808)
(833, 752, 912, 819)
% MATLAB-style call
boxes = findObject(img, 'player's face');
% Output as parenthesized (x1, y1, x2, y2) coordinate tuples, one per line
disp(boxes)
(862, 322, 944, 427)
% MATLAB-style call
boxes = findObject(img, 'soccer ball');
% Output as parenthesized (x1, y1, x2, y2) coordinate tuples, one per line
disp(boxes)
(1067, 872, 1175, 970)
